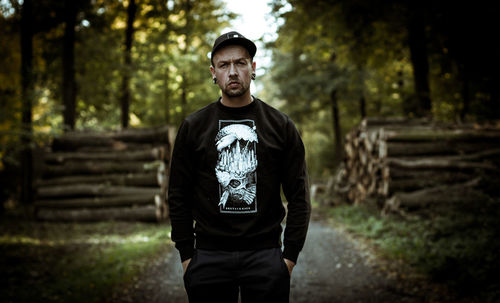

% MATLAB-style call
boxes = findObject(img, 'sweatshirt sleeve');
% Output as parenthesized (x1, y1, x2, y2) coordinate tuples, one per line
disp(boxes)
(168, 120, 195, 262)
(281, 117, 311, 264)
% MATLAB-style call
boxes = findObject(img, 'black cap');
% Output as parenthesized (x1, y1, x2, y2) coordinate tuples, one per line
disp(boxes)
(211, 31, 257, 64)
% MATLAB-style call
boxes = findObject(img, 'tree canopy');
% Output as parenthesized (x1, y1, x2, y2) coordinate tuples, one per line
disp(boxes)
(1, 0, 500, 189)
(0, 0, 232, 169)
(266, 0, 500, 176)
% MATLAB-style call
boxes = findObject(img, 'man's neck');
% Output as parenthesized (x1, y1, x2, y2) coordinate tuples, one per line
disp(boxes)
(220, 92, 254, 108)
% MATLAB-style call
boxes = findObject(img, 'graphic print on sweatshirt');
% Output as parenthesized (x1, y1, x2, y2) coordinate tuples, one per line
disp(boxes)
(215, 120, 258, 214)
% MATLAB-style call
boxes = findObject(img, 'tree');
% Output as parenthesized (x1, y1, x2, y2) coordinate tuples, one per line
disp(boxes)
(405, 1, 431, 116)
(180, 0, 192, 121)
(20, 0, 34, 204)
(268, 0, 424, 175)
(1, 0, 234, 133)
(62, 0, 78, 130)
(120, 0, 137, 129)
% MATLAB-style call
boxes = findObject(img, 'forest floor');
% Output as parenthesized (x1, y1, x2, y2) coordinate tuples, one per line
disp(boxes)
(110, 209, 478, 303)
(1, 203, 496, 303)
(111, 219, 422, 303)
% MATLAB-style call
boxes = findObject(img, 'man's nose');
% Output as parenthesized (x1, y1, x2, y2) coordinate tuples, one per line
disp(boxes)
(229, 63, 237, 76)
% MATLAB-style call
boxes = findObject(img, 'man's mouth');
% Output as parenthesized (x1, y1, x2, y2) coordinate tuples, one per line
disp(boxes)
(228, 81, 240, 87)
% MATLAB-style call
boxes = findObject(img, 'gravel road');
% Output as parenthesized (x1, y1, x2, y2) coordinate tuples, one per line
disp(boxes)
(114, 220, 422, 303)
(289, 220, 419, 303)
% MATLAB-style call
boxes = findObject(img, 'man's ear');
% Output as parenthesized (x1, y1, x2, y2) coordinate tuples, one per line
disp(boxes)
(251, 61, 256, 73)
(210, 65, 215, 78)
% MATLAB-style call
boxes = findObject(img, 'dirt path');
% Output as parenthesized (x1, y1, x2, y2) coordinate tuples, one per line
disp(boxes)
(290, 220, 419, 303)
(114, 220, 422, 303)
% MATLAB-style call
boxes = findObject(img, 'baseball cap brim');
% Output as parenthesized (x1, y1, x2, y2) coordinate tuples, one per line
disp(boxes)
(211, 32, 257, 63)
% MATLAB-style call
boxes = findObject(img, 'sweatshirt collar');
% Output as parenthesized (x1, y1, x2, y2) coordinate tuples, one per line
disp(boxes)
(216, 96, 257, 113)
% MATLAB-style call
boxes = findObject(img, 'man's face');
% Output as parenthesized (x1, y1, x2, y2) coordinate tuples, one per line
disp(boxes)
(210, 45, 256, 98)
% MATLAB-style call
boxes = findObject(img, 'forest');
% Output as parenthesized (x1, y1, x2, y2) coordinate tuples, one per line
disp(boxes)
(1, 0, 500, 302)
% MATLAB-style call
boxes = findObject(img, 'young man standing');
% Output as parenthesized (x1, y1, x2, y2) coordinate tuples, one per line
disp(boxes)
(168, 31, 311, 303)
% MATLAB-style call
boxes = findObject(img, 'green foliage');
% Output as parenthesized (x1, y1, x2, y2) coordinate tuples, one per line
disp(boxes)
(267, 0, 500, 177)
(328, 201, 500, 300)
(267, 0, 416, 177)
(0, 219, 171, 303)
(0, 0, 231, 203)
(70, 0, 231, 130)
(0, 8, 21, 171)
(76, 1, 124, 129)
(0, 0, 231, 135)
(129, 0, 231, 127)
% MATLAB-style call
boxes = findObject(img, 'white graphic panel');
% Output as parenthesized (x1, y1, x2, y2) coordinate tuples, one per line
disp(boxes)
(215, 120, 258, 213)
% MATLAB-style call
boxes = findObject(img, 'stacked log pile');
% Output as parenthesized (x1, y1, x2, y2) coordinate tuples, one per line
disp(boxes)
(34, 126, 176, 222)
(336, 118, 500, 214)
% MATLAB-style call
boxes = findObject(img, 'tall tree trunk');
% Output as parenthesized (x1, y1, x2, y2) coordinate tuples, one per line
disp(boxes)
(181, 73, 187, 120)
(180, 0, 192, 121)
(120, 0, 137, 129)
(162, 4, 172, 125)
(458, 63, 469, 122)
(330, 89, 343, 164)
(359, 96, 366, 119)
(62, 0, 77, 131)
(357, 67, 366, 118)
(396, 69, 405, 115)
(164, 70, 170, 124)
(407, 5, 432, 117)
(20, 0, 34, 204)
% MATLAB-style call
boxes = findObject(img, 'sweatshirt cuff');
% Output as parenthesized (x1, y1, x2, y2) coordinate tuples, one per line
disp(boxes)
(283, 244, 301, 264)
(176, 242, 195, 262)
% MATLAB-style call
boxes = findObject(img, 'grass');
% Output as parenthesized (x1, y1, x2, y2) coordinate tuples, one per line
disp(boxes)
(0, 215, 172, 303)
(327, 199, 500, 302)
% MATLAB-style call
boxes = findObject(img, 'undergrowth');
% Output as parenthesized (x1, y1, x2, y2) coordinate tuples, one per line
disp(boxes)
(328, 199, 500, 302)
(0, 217, 171, 303)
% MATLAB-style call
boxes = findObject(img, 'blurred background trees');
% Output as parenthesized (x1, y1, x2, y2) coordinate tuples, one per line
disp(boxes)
(0, 0, 232, 207)
(1, 0, 499, 205)
(1, 1, 498, 298)
(267, 0, 500, 177)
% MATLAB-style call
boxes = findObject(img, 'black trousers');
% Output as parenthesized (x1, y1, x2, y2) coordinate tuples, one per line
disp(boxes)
(183, 247, 290, 303)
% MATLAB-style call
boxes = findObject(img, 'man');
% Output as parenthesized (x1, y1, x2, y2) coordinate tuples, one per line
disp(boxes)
(168, 31, 311, 303)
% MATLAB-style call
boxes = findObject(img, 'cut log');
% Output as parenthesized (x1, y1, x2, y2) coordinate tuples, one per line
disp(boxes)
(156, 194, 169, 219)
(37, 185, 160, 199)
(387, 158, 497, 171)
(388, 176, 473, 194)
(36, 204, 162, 222)
(157, 162, 168, 189)
(44, 147, 168, 163)
(388, 169, 473, 192)
(364, 117, 434, 127)
(384, 129, 500, 143)
(76, 143, 156, 152)
(52, 126, 172, 151)
(389, 167, 471, 179)
(386, 141, 500, 157)
(42, 160, 163, 177)
(383, 178, 482, 214)
(33, 125, 175, 223)
(37, 173, 159, 187)
(35, 193, 158, 208)
(335, 117, 500, 207)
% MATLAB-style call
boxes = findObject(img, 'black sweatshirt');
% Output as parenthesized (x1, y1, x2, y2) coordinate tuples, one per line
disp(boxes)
(168, 98, 311, 263)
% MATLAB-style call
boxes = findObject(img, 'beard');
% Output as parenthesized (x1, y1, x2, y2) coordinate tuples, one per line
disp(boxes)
(221, 80, 250, 97)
